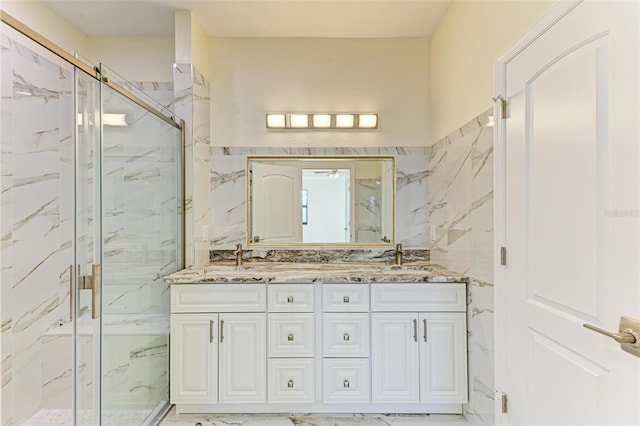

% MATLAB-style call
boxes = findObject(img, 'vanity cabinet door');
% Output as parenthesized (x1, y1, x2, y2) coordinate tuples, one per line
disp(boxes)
(218, 313, 267, 403)
(371, 313, 420, 403)
(419, 313, 468, 403)
(170, 314, 218, 404)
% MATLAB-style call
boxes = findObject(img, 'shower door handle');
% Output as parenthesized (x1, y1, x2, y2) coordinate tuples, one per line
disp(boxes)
(69, 265, 74, 321)
(90, 264, 101, 320)
(77, 264, 101, 319)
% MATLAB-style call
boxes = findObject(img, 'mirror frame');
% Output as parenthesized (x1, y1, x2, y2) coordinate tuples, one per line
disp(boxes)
(245, 155, 396, 247)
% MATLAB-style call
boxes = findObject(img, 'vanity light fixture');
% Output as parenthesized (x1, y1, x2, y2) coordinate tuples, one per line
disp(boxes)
(358, 114, 378, 129)
(266, 113, 286, 128)
(102, 113, 129, 127)
(290, 114, 309, 128)
(266, 113, 378, 130)
(77, 113, 128, 127)
(335, 114, 355, 128)
(312, 114, 332, 128)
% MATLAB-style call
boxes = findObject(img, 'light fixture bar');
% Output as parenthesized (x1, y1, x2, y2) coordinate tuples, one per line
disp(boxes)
(266, 113, 378, 130)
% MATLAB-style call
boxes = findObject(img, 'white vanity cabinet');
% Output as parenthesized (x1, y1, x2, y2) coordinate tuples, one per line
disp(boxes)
(267, 284, 315, 403)
(370, 283, 468, 404)
(170, 313, 218, 403)
(170, 280, 468, 414)
(170, 284, 267, 405)
(322, 284, 371, 403)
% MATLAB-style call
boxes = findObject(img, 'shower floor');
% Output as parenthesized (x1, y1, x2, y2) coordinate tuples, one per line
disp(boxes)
(23, 408, 152, 426)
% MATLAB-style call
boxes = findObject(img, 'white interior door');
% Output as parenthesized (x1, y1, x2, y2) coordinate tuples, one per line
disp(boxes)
(499, 1, 640, 424)
(251, 162, 302, 243)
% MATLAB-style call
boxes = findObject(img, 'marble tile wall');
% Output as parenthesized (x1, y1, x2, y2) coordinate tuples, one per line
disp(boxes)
(93, 80, 179, 413)
(354, 178, 382, 243)
(174, 64, 211, 267)
(429, 109, 494, 426)
(101, 81, 179, 316)
(1, 33, 75, 426)
(210, 147, 430, 250)
(1, 29, 181, 423)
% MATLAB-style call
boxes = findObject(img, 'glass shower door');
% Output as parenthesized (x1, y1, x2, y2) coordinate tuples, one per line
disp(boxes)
(99, 65, 181, 424)
(74, 67, 102, 426)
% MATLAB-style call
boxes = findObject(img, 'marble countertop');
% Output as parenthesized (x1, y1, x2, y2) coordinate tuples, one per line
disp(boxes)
(164, 261, 468, 284)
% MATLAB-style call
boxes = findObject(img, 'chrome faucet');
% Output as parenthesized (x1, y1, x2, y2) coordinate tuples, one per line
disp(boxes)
(395, 243, 403, 266)
(234, 243, 244, 267)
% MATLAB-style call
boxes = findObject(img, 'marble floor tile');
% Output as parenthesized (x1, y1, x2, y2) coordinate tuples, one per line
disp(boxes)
(23, 409, 152, 426)
(160, 409, 468, 426)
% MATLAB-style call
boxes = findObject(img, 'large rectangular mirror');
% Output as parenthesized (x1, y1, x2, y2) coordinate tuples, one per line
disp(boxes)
(247, 156, 395, 246)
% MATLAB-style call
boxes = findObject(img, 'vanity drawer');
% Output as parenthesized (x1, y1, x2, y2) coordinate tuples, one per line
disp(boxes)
(268, 313, 315, 357)
(268, 358, 315, 403)
(171, 284, 266, 313)
(323, 284, 369, 312)
(323, 313, 370, 357)
(268, 284, 314, 312)
(370, 283, 466, 312)
(322, 359, 370, 403)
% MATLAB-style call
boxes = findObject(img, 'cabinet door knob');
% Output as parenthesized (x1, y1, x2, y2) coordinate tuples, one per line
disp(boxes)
(287, 296, 294, 303)
(287, 333, 294, 341)
(343, 296, 350, 303)
(343, 333, 350, 341)
(287, 379, 294, 388)
(343, 379, 350, 388)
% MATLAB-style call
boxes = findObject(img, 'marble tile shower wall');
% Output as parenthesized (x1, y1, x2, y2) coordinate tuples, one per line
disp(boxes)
(101, 81, 177, 315)
(429, 108, 494, 426)
(1, 34, 75, 426)
(354, 178, 383, 243)
(100, 80, 179, 410)
(174, 64, 211, 267)
(2, 30, 180, 422)
(209, 147, 430, 250)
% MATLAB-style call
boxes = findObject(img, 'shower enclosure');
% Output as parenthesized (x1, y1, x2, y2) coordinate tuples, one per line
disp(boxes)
(1, 14, 184, 425)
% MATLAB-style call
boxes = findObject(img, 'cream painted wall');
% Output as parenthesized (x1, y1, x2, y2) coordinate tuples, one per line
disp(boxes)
(2, 2, 174, 83)
(1, 0, 87, 55)
(429, 0, 553, 142)
(86, 37, 174, 82)
(190, 15, 209, 79)
(175, 10, 209, 78)
(209, 37, 430, 147)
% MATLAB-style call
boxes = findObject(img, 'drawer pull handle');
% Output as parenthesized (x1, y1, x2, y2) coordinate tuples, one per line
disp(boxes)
(343, 296, 350, 303)
(343, 333, 350, 341)
(287, 333, 294, 341)
(287, 379, 294, 388)
(209, 320, 214, 343)
(343, 379, 350, 388)
(413, 318, 418, 342)
(287, 296, 294, 303)
(220, 320, 224, 343)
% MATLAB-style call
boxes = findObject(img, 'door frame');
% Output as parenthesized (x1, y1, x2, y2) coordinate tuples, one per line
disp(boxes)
(493, 1, 582, 423)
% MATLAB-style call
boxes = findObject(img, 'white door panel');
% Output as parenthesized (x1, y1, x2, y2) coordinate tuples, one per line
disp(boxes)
(252, 162, 302, 243)
(501, 1, 640, 424)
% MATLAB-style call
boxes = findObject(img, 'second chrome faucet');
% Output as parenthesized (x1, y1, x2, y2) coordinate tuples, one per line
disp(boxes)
(395, 243, 403, 265)
(234, 243, 243, 266)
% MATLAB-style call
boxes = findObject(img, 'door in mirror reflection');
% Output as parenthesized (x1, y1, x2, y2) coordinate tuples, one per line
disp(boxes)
(251, 162, 303, 243)
(302, 168, 351, 243)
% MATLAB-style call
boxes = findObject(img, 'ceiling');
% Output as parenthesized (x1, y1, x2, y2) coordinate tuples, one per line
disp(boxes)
(39, 0, 452, 38)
